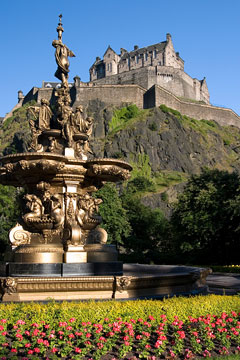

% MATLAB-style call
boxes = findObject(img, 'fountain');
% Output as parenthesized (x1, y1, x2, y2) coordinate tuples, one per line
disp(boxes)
(0, 16, 210, 301)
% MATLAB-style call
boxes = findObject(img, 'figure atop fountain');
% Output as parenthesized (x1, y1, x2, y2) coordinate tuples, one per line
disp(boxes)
(52, 14, 75, 88)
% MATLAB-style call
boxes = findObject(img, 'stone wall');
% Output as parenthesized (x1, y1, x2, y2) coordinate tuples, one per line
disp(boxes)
(144, 85, 240, 127)
(92, 66, 209, 104)
(75, 84, 145, 109)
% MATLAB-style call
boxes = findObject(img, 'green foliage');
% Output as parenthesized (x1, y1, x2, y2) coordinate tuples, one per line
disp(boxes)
(121, 188, 170, 263)
(108, 104, 141, 132)
(161, 191, 168, 202)
(0, 185, 22, 255)
(126, 176, 155, 193)
(95, 183, 131, 245)
(153, 170, 188, 190)
(130, 153, 152, 180)
(0, 101, 35, 155)
(0, 295, 238, 324)
(148, 121, 157, 131)
(159, 104, 169, 113)
(171, 168, 240, 264)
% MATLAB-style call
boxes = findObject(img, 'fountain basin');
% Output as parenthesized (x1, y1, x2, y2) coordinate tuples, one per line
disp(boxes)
(0, 264, 211, 302)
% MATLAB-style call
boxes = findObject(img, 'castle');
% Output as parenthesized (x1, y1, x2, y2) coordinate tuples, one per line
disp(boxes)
(5, 34, 240, 128)
(89, 34, 210, 105)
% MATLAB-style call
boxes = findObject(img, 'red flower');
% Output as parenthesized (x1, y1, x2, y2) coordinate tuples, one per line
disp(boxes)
(75, 347, 81, 353)
(25, 343, 31, 348)
(51, 347, 58, 353)
(11, 349, 17, 353)
(86, 332, 91, 338)
(33, 347, 40, 353)
(177, 330, 185, 339)
(69, 318, 76, 323)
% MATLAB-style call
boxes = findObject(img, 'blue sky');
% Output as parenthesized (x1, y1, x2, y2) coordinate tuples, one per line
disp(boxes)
(1, 0, 239, 117)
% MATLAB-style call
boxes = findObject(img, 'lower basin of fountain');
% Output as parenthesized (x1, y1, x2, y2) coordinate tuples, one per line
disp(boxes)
(0, 263, 211, 302)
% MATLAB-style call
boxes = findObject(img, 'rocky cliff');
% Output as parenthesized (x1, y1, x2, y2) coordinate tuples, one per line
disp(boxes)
(1, 100, 240, 217)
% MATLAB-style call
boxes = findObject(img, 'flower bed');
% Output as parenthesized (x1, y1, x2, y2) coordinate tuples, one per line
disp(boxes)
(0, 295, 239, 359)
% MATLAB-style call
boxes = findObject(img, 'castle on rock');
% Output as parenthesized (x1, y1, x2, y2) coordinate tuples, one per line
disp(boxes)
(5, 35, 240, 128)
(89, 34, 209, 105)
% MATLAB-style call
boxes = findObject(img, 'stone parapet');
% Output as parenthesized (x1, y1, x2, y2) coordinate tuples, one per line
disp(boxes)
(145, 85, 240, 127)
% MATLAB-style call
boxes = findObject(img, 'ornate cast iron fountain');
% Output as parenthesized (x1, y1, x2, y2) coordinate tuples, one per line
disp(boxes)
(0, 16, 210, 301)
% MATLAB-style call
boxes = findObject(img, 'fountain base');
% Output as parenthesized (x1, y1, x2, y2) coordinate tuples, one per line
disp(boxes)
(0, 264, 211, 302)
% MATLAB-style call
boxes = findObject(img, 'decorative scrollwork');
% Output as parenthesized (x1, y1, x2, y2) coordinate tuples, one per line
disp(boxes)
(9, 225, 31, 247)
(116, 276, 132, 293)
(1, 278, 17, 295)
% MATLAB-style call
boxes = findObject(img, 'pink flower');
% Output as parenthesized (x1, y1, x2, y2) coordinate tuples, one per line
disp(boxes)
(45, 324, 50, 329)
(145, 344, 151, 349)
(51, 347, 58, 353)
(155, 340, 162, 348)
(28, 350, 34, 355)
(17, 319, 25, 325)
(86, 332, 91, 338)
(75, 347, 81, 353)
(124, 341, 130, 346)
(25, 343, 31, 348)
(177, 330, 185, 339)
(25, 330, 30, 336)
(69, 318, 76, 323)
(34, 347, 40, 353)
(0, 319, 7, 323)
(11, 349, 17, 353)
(31, 323, 39, 328)
(149, 315, 155, 321)
(66, 326, 72, 331)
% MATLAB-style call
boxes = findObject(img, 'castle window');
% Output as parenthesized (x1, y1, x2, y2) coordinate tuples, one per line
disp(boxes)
(158, 61, 161, 66)
(136, 55, 139, 64)
(153, 50, 157, 58)
(145, 53, 148, 61)
(107, 63, 112, 72)
(128, 57, 130, 66)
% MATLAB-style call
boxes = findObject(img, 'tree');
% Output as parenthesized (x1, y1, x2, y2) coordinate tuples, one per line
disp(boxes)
(0, 185, 21, 256)
(95, 183, 131, 246)
(121, 178, 170, 263)
(171, 168, 240, 264)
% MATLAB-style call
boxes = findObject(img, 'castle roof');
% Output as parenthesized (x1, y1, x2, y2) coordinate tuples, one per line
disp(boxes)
(120, 41, 167, 60)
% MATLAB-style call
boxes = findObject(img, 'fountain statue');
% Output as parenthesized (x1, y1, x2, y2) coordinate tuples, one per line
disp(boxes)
(0, 16, 210, 301)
